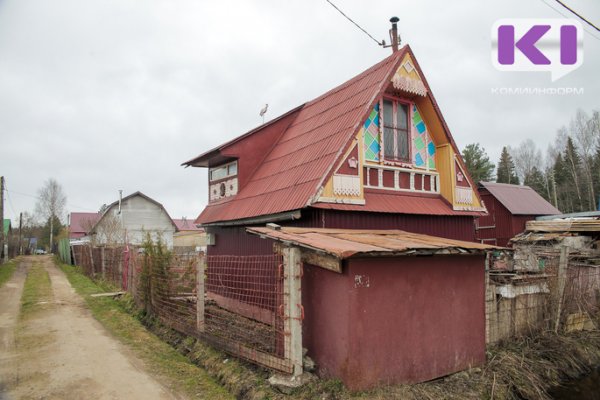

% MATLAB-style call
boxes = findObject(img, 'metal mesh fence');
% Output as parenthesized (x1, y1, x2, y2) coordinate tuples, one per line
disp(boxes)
(146, 247, 200, 337)
(202, 254, 289, 372)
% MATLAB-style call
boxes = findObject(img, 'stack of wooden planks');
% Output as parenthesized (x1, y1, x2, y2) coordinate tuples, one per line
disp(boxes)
(526, 219, 600, 232)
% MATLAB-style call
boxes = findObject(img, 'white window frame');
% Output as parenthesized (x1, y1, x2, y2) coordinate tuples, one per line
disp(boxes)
(209, 161, 238, 182)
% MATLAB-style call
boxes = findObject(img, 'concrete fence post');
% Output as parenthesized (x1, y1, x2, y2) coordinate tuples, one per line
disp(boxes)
(554, 245, 570, 333)
(196, 254, 205, 333)
(283, 246, 303, 377)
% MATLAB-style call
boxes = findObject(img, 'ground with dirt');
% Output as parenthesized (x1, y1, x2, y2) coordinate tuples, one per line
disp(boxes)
(0, 256, 182, 399)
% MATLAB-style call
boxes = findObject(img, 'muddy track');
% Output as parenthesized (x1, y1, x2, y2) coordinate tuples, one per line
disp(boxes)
(0, 256, 182, 400)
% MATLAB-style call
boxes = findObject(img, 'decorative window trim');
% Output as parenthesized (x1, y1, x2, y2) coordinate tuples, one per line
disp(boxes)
(381, 97, 412, 165)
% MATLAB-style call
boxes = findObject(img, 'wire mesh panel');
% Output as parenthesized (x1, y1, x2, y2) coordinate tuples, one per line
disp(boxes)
(202, 254, 290, 372)
(149, 248, 200, 337)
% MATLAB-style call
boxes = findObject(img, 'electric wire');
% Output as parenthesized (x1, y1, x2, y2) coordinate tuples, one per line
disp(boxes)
(324, 0, 383, 46)
(553, 0, 600, 32)
(5, 188, 97, 213)
(540, 0, 600, 41)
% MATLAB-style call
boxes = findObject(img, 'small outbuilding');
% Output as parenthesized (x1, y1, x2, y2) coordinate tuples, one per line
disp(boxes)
(248, 226, 494, 390)
(476, 182, 560, 246)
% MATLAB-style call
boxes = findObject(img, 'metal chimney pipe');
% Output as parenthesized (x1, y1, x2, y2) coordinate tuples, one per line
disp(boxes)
(118, 190, 123, 214)
(390, 16, 399, 53)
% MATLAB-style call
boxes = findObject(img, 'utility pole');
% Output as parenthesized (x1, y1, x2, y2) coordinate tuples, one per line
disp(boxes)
(19, 212, 23, 256)
(0, 176, 4, 264)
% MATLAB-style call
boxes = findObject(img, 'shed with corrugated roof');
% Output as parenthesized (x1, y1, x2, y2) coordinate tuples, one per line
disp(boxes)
(476, 182, 560, 246)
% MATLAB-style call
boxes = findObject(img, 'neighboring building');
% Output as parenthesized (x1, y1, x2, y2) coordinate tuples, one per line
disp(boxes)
(91, 192, 178, 248)
(173, 218, 206, 248)
(183, 43, 489, 387)
(68, 212, 100, 241)
(476, 182, 560, 247)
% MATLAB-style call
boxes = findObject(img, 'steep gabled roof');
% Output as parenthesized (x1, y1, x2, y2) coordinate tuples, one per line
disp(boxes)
(479, 182, 560, 215)
(69, 212, 100, 236)
(193, 48, 408, 224)
(92, 191, 178, 232)
(173, 218, 203, 231)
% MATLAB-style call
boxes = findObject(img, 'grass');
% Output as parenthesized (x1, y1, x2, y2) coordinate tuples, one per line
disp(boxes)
(59, 261, 233, 400)
(0, 258, 18, 287)
(20, 260, 53, 319)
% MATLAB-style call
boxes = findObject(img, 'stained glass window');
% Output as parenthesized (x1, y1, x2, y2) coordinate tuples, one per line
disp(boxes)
(363, 104, 380, 161)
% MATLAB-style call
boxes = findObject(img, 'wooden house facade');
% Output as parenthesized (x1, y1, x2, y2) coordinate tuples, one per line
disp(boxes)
(184, 45, 491, 388)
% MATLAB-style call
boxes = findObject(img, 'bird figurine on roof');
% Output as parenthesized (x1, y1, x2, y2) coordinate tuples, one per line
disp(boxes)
(259, 103, 268, 123)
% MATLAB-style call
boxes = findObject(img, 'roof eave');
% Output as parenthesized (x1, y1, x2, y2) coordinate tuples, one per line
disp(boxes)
(181, 104, 305, 168)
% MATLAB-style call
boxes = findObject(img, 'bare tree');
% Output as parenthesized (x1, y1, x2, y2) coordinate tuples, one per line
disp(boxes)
(509, 139, 542, 184)
(35, 178, 67, 251)
(92, 212, 125, 246)
(571, 109, 596, 208)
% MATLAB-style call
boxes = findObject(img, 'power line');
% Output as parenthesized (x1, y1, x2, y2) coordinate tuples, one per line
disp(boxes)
(554, 0, 600, 32)
(324, 0, 383, 46)
(540, 0, 600, 41)
(5, 189, 97, 213)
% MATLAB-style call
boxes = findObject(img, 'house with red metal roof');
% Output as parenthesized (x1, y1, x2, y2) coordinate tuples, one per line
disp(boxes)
(184, 44, 485, 245)
(68, 212, 100, 240)
(183, 38, 491, 389)
(476, 181, 560, 246)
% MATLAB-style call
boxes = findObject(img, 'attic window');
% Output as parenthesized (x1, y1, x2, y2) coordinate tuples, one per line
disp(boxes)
(382, 99, 410, 163)
(210, 161, 238, 182)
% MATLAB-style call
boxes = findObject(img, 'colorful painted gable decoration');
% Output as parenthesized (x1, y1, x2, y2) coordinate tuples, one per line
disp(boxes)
(412, 105, 436, 169)
(391, 58, 427, 97)
(363, 104, 380, 162)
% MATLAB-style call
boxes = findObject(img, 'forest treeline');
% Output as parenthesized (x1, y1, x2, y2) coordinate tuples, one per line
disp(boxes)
(462, 108, 600, 214)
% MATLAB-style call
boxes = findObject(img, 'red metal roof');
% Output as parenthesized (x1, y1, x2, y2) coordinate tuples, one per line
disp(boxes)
(479, 182, 560, 216)
(247, 227, 497, 259)
(69, 212, 100, 238)
(194, 49, 407, 224)
(312, 190, 485, 217)
(173, 218, 203, 231)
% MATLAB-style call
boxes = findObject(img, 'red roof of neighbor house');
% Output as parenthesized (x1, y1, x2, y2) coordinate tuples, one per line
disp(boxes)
(69, 212, 100, 238)
(479, 182, 560, 216)
(173, 218, 203, 231)
(312, 191, 484, 216)
(190, 49, 407, 225)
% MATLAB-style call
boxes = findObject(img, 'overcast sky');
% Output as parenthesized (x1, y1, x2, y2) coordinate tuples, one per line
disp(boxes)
(1, 0, 598, 225)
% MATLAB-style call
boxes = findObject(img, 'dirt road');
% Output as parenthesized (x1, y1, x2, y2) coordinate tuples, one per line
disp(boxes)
(0, 256, 181, 399)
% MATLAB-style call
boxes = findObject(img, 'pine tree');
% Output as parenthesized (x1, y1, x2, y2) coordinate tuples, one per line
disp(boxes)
(461, 143, 495, 185)
(564, 137, 584, 211)
(496, 147, 519, 185)
(553, 153, 571, 212)
(524, 167, 548, 201)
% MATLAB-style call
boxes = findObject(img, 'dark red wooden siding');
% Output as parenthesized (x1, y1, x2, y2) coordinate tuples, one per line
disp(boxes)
(477, 188, 536, 247)
(207, 209, 476, 257)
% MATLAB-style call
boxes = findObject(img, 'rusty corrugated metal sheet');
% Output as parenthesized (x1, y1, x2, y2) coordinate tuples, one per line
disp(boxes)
(479, 182, 560, 215)
(195, 50, 407, 225)
(247, 227, 498, 259)
(312, 190, 484, 217)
